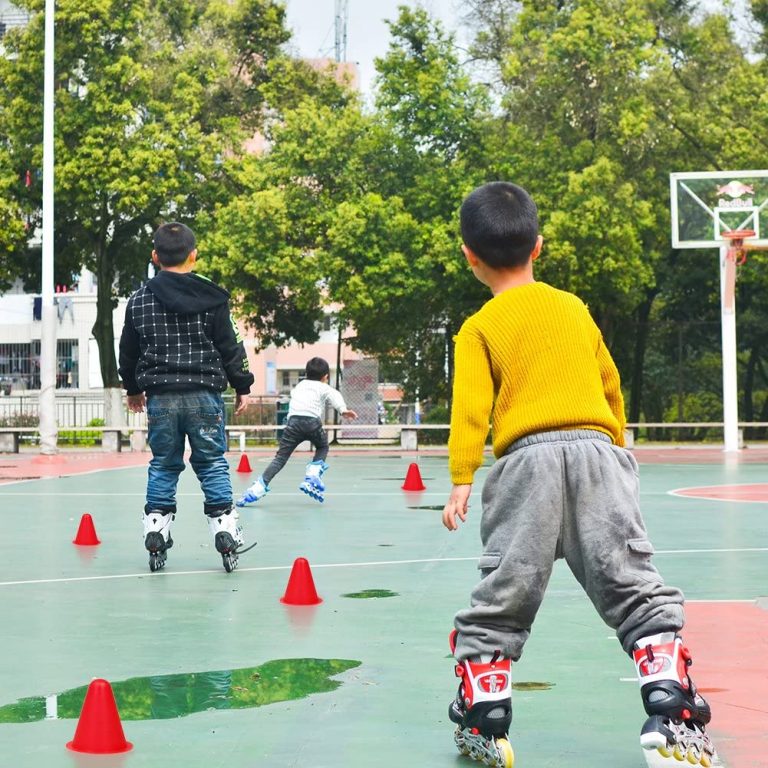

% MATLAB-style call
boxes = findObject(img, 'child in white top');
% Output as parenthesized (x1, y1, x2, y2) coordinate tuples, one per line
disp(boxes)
(237, 357, 357, 504)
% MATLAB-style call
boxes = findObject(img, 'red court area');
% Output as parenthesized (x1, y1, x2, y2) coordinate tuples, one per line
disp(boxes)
(0, 451, 148, 482)
(684, 602, 768, 768)
(673, 484, 768, 503)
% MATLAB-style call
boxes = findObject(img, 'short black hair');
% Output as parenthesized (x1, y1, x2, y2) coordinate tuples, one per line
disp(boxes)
(305, 357, 330, 381)
(153, 222, 196, 267)
(459, 182, 539, 269)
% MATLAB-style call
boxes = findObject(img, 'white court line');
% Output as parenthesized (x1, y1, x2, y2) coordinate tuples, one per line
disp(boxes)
(669, 485, 768, 504)
(654, 547, 768, 555)
(0, 491, 447, 496)
(0, 490, 678, 497)
(0, 556, 475, 587)
(0, 548, 766, 589)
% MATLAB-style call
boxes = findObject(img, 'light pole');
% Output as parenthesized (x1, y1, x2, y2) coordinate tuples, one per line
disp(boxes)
(39, 0, 58, 454)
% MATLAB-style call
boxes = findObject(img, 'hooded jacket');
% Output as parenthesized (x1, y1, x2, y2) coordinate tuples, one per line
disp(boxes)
(118, 270, 254, 396)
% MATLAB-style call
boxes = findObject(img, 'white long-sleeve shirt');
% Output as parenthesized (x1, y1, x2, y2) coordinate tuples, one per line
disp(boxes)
(287, 379, 348, 419)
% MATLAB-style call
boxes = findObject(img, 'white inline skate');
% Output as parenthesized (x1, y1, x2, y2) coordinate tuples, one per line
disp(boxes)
(299, 460, 328, 502)
(236, 476, 269, 507)
(206, 507, 256, 572)
(634, 632, 719, 767)
(448, 630, 514, 768)
(143, 509, 174, 572)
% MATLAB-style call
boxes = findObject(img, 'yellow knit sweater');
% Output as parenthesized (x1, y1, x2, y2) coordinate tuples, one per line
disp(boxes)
(448, 281, 626, 484)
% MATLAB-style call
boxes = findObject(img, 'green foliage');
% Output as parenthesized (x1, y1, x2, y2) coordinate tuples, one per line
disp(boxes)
(58, 417, 105, 446)
(2, 0, 768, 433)
(0, 0, 292, 387)
(0, 412, 38, 428)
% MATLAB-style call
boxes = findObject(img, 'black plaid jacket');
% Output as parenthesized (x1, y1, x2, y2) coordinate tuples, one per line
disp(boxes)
(118, 271, 254, 396)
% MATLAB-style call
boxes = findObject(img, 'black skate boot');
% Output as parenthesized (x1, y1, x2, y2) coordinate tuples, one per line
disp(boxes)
(206, 507, 257, 573)
(143, 509, 174, 572)
(633, 632, 719, 767)
(448, 630, 514, 768)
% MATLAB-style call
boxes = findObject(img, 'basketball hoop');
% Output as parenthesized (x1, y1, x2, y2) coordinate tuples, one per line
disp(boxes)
(670, 171, 768, 452)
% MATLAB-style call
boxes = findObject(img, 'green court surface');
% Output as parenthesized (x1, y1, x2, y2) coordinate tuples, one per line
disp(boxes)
(0, 449, 766, 768)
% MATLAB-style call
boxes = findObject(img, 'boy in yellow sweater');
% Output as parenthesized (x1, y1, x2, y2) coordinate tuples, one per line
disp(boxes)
(442, 182, 716, 768)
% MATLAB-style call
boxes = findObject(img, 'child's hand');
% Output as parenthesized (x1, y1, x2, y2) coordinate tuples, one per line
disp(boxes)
(126, 393, 146, 413)
(234, 393, 248, 415)
(342, 409, 358, 419)
(442, 484, 472, 531)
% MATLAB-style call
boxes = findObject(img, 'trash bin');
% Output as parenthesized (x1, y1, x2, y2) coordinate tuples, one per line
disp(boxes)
(276, 399, 289, 439)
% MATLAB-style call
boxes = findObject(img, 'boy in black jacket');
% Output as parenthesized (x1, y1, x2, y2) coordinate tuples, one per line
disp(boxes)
(119, 223, 254, 573)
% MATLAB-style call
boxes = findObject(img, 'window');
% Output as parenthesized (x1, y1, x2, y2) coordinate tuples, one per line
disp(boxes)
(0, 340, 79, 391)
(279, 369, 303, 394)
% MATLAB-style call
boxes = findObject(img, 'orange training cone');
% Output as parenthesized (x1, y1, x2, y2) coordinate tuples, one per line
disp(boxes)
(236, 453, 252, 473)
(280, 557, 323, 605)
(402, 462, 426, 491)
(73, 514, 101, 546)
(66, 678, 133, 754)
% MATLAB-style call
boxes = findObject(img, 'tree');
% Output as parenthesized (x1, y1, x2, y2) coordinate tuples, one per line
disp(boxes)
(0, 149, 27, 284)
(461, 0, 768, 429)
(0, 0, 290, 421)
(202, 8, 491, 406)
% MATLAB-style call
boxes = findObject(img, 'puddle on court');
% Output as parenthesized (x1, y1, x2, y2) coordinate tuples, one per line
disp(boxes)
(512, 681, 553, 691)
(0, 658, 361, 723)
(342, 589, 399, 599)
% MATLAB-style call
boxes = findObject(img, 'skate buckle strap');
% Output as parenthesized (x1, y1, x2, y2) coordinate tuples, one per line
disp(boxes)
(645, 644, 655, 662)
(455, 664, 465, 678)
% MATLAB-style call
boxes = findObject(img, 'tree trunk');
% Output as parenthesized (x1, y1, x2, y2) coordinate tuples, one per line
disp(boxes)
(628, 294, 655, 424)
(742, 346, 757, 439)
(92, 238, 123, 426)
(445, 320, 454, 413)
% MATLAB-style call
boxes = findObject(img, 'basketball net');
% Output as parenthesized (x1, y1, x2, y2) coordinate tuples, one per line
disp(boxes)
(721, 230, 754, 313)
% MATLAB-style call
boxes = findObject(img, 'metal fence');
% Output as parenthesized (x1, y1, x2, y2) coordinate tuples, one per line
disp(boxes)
(0, 393, 287, 424)
(0, 393, 286, 445)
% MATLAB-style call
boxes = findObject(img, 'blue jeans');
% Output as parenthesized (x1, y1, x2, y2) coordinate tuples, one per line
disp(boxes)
(146, 390, 232, 515)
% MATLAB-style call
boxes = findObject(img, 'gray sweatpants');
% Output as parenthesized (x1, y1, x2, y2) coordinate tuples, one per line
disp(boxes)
(453, 430, 684, 662)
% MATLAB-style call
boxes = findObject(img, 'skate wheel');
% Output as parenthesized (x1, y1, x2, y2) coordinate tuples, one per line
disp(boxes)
(673, 743, 686, 761)
(453, 727, 470, 755)
(149, 552, 164, 572)
(223, 553, 237, 573)
(495, 737, 514, 768)
(699, 754, 712, 768)
(658, 746, 674, 759)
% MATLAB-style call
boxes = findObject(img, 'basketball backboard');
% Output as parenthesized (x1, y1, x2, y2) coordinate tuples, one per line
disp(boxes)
(670, 170, 768, 249)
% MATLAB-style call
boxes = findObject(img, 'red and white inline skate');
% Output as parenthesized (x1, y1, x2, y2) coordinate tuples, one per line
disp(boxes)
(448, 630, 514, 767)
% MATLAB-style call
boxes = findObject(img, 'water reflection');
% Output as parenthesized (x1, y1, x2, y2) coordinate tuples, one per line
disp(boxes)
(0, 658, 361, 723)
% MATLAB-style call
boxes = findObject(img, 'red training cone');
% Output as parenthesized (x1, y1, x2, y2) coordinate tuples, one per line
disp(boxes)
(236, 453, 252, 473)
(402, 462, 426, 491)
(280, 557, 323, 605)
(73, 514, 101, 546)
(66, 678, 132, 754)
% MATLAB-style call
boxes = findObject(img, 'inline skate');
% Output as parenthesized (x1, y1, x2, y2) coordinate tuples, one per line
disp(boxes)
(206, 507, 256, 572)
(448, 630, 514, 767)
(236, 476, 269, 507)
(299, 460, 328, 502)
(143, 509, 174, 572)
(633, 632, 719, 767)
